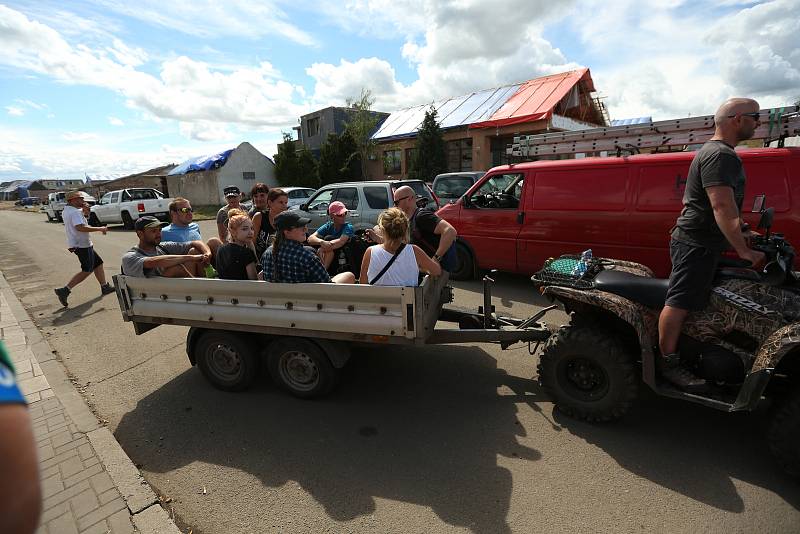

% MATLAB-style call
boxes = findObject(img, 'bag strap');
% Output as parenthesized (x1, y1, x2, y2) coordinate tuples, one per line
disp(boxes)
(369, 243, 406, 285)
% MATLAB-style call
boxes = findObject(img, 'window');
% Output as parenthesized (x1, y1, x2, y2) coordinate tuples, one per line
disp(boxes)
(307, 189, 333, 212)
(490, 136, 515, 167)
(383, 150, 401, 174)
(364, 186, 389, 209)
(405, 148, 418, 175)
(434, 176, 474, 199)
(243, 171, 255, 181)
(110, 192, 119, 203)
(446, 138, 473, 172)
(121, 190, 131, 201)
(100, 193, 111, 205)
(307, 116, 320, 138)
(468, 173, 523, 209)
(333, 187, 359, 210)
(288, 189, 302, 199)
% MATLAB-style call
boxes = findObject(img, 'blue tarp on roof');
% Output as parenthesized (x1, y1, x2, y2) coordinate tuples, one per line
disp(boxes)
(611, 117, 652, 127)
(168, 149, 235, 176)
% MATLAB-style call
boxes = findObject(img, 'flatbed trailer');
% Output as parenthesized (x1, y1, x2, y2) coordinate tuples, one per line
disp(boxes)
(113, 273, 552, 397)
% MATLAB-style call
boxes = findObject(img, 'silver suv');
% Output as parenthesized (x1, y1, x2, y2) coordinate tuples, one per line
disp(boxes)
(295, 180, 436, 231)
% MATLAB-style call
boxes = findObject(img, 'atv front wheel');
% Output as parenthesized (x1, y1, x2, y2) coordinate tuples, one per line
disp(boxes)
(539, 325, 638, 422)
(767, 388, 800, 477)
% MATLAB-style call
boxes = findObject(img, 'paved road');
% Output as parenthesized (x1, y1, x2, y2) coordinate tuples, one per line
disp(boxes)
(1, 208, 798, 534)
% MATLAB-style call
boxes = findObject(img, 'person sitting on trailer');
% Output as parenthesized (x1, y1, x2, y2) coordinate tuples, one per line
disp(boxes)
(307, 201, 354, 270)
(360, 208, 440, 286)
(122, 216, 211, 277)
(261, 211, 355, 284)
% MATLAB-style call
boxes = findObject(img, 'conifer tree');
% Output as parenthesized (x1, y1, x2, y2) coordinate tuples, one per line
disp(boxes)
(411, 106, 447, 181)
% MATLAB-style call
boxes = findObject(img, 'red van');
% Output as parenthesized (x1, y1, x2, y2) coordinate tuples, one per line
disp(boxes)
(437, 147, 800, 280)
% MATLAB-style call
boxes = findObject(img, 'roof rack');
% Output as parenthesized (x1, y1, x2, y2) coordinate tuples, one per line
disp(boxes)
(507, 105, 800, 158)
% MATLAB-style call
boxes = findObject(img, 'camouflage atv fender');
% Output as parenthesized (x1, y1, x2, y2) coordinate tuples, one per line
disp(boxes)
(752, 323, 800, 373)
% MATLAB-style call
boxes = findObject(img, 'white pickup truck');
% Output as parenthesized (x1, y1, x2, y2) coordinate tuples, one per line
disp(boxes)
(112, 273, 553, 397)
(89, 188, 172, 229)
(44, 191, 66, 222)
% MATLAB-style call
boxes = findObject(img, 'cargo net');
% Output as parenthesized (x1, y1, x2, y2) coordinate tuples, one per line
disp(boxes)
(532, 255, 604, 290)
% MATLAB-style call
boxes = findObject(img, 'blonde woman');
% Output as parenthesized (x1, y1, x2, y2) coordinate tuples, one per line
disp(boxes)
(359, 208, 441, 286)
(215, 209, 257, 280)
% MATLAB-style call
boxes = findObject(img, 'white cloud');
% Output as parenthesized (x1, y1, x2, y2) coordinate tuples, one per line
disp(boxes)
(16, 99, 47, 110)
(108, 116, 124, 126)
(62, 132, 99, 141)
(178, 121, 233, 142)
(6, 106, 24, 116)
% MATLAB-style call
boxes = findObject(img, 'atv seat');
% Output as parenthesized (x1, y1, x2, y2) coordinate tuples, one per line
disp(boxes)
(593, 270, 669, 309)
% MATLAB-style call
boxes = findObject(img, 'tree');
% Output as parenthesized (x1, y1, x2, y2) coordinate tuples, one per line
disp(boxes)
(318, 131, 360, 186)
(296, 147, 320, 189)
(410, 105, 447, 181)
(273, 132, 300, 187)
(345, 88, 379, 180)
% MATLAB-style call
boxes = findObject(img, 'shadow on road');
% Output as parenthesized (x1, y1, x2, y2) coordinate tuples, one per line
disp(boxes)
(115, 344, 541, 534)
(552, 387, 800, 512)
(51, 296, 106, 325)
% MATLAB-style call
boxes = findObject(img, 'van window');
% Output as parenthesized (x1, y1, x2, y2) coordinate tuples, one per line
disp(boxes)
(468, 173, 523, 209)
(364, 186, 389, 209)
(307, 189, 334, 211)
(534, 167, 627, 211)
(334, 187, 359, 210)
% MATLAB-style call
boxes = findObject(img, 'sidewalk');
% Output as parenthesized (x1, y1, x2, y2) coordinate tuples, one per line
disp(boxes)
(0, 272, 182, 534)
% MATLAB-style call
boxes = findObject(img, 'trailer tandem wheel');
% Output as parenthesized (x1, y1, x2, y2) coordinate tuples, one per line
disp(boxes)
(195, 330, 260, 392)
(267, 337, 339, 398)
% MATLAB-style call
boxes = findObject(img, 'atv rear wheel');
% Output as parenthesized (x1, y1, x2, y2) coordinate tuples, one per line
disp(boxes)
(767, 388, 800, 477)
(538, 325, 638, 422)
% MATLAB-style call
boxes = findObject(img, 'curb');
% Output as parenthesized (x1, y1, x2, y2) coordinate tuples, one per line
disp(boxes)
(0, 271, 182, 533)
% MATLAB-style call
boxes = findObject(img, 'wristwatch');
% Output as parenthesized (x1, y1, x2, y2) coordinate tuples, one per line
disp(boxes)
(433, 254, 442, 262)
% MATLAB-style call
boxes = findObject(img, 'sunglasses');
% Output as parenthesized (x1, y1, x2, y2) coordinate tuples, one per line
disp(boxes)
(393, 195, 412, 206)
(175, 207, 193, 213)
(728, 112, 760, 120)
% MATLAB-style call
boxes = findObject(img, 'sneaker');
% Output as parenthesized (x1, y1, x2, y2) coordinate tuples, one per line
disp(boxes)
(54, 287, 70, 307)
(661, 365, 709, 394)
(100, 283, 115, 296)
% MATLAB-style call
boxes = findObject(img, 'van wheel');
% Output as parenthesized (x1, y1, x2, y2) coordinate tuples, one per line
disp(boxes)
(267, 338, 338, 398)
(767, 388, 800, 477)
(538, 325, 638, 422)
(88, 213, 101, 227)
(450, 242, 474, 281)
(122, 212, 134, 230)
(195, 331, 260, 392)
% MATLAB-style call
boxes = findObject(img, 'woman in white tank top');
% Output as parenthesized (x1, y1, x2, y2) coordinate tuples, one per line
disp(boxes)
(360, 208, 442, 286)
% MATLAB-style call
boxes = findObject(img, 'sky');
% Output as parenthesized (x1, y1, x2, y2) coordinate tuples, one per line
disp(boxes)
(1, 0, 798, 181)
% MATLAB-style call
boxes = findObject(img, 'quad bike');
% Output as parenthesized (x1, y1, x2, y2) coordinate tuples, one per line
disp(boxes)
(532, 197, 800, 476)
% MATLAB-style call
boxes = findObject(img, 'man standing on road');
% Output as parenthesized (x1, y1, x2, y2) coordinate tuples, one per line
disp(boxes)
(122, 216, 212, 278)
(162, 197, 222, 260)
(217, 185, 242, 242)
(54, 191, 115, 307)
(657, 98, 766, 392)
(369, 185, 458, 272)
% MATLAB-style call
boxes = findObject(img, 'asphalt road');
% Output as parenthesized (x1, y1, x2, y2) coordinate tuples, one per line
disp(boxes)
(1, 207, 798, 534)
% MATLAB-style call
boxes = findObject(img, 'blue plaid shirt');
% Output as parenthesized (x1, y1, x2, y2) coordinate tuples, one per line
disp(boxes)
(261, 240, 332, 283)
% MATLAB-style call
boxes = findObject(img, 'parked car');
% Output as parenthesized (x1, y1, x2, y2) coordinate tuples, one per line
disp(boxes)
(281, 187, 316, 208)
(294, 179, 437, 232)
(431, 171, 486, 203)
(44, 191, 66, 221)
(89, 188, 172, 229)
(437, 147, 800, 280)
(15, 196, 41, 207)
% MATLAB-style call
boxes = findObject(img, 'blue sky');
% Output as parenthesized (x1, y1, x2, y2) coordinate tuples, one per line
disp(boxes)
(1, 0, 797, 181)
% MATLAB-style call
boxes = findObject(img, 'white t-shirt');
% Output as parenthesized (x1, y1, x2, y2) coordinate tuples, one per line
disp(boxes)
(62, 205, 91, 248)
(367, 244, 419, 286)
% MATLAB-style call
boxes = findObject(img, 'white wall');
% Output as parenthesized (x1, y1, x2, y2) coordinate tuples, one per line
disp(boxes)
(216, 142, 278, 202)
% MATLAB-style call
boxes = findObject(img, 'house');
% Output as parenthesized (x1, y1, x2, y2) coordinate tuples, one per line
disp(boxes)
(166, 142, 277, 205)
(82, 165, 175, 200)
(36, 178, 84, 190)
(0, 180, 47, 201)
(295, 107, 390, 156)
(367, 68, 608, 180)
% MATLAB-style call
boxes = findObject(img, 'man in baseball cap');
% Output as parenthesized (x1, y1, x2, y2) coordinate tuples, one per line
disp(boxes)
(307, 201, 354, 270)
(53, 191, 113, 307)
(121, 216, 212, 278)
(217, 185, 242, 241)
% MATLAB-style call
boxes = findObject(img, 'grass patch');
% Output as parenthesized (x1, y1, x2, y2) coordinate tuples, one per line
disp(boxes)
(191, 205, 221, 221)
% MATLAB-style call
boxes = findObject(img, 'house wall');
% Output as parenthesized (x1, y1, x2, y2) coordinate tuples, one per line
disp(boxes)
(166, 169, 221, 205)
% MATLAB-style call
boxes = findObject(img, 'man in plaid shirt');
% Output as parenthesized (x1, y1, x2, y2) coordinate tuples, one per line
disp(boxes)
(261, 212, 355, 284)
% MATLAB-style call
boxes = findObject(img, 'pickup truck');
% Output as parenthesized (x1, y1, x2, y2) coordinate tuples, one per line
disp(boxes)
(112, 273, 552, 397)
(90, 188, 172, 229)
(44, 191, 66, 221)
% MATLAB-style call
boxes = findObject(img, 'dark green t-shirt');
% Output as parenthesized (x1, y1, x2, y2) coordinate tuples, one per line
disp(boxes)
(672, 140, 745, 250)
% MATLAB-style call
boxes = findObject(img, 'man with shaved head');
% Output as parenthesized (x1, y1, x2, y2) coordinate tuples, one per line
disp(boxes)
(657, 98, 766, 392)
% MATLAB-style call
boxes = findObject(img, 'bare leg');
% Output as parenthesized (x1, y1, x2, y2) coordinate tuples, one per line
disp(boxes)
(66, 271, 91, 289)
(332, 272, 355, 284)
(658, 305, 689, 356)
(92, 264, 107, 286)
(206, 238, 223, 261)
(319, 249, 333, 269)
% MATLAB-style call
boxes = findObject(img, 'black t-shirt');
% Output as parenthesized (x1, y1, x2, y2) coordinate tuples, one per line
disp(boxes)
(410, 208, 441, 256)
(672, 140, 745, 250)
(215, 243, 257, 280)
(249, 208, 271, 258)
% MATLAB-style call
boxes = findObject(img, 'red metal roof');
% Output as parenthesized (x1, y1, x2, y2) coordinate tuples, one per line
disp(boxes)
(469, 68, 595, 129)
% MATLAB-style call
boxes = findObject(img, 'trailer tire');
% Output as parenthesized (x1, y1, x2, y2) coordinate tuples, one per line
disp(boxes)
(195, 330, 259, 392)
(450, 242, 474, 281)
(767, 387, 800, 477)
(122, 211, 134, 230)
(538, 325, 638, 423)
(267, 338, 338, 398)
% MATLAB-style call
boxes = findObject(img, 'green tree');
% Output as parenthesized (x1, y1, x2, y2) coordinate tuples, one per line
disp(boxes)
(410, 105, 447, 181)
(344, 88, 378, 180)
(273, 132, 300, 187)
(296, 146, 320, 189)
(318, 131, 360, 186)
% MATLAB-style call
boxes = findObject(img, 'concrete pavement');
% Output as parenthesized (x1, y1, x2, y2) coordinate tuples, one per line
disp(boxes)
(0, 271, 181, 534)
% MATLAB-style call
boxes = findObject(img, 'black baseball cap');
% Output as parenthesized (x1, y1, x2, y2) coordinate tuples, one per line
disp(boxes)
(134, 216, 168, 231)
(275, 211, 311, 230)
(224, 185, 241, 197)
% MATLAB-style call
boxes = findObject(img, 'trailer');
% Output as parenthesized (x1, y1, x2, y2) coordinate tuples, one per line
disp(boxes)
(113, 273, 552, 397)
